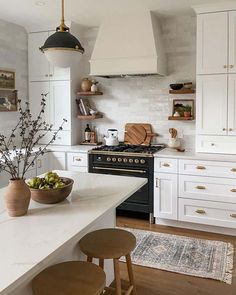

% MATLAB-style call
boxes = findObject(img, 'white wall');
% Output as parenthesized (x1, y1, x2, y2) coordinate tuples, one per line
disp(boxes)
(0, 19, 28, 140)
(79, 15, 196, 149)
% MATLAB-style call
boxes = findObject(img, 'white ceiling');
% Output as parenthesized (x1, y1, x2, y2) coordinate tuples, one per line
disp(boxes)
(0, 0, 227, 29)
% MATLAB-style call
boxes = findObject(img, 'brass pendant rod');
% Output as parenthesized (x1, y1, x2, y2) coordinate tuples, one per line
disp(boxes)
(58, 0, 69, 32)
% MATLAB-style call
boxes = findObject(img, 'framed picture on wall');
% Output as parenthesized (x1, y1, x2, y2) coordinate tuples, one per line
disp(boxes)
(0, 70, 15, 89)
(0, 89, 17, 111)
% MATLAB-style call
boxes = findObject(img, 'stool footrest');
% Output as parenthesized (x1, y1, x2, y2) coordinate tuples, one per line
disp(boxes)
(104, 285, 133, 295)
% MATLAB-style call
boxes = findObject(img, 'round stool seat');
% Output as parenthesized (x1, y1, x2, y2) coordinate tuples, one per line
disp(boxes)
(79, 228, 136, 259)
(32, 261, 105, 295)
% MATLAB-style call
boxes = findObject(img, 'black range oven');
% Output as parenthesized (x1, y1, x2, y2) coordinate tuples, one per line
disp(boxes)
(88, 144, 164, 223)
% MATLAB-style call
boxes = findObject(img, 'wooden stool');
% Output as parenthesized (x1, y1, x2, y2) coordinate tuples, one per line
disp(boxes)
(79, 228, 137, 295)
(32, 261, 105, 295)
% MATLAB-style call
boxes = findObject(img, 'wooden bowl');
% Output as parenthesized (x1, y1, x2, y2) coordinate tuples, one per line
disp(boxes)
(30, 177, 74, 204)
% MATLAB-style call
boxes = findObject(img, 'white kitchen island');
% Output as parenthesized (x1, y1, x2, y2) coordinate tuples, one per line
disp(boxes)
(0, 171, 147, 295)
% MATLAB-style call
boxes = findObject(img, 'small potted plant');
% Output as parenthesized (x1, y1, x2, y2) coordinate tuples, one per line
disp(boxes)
(0, 94, 66, 217)
(183, 105, 192, 118)
(91, 80, 99, 92)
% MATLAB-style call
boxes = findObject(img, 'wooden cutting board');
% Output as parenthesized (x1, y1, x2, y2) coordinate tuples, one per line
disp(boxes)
(124, 123, 157, 145)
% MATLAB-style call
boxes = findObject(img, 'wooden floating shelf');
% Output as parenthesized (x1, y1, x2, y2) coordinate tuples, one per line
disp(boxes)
(169, 89, 195, 94)
(168, 116, 194, 121)
(77, 114, 103, 120)
(80, 141, 102, 146)
(77, 91, 103, 96)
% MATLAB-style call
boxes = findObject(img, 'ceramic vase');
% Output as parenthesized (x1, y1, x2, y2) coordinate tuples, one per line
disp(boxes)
(81, 78, 92, 92)
(168, 138, 181, 149)
(91, 84, 98, 92)
(4, 179, 31, 217)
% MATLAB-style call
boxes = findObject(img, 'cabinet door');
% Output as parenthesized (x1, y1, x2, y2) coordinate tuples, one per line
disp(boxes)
(196, 75, 228, 135)
(229, 11, 236, 73)
(154, 172, 177, 220)
(36, 153, 50, 176)
(28, 32, 50, 81)
(49, 81, 71, 130)
(29, 81, 50, 123)
(228, 74, 236, 135)
(197, 12, 228, 74)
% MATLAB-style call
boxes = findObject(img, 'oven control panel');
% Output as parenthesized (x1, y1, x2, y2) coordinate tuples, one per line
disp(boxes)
(91, 154, 150, 167)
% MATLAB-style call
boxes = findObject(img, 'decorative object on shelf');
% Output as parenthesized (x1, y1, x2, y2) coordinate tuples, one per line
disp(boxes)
(169, 89, 195, 94)
(104, 129, 119, 146)
(81, 78, 92, 92)
(0, 94, 67, 216)
(77, 91, 103, 96)
(0, 69, 15, 89)
(40, 0, 84, 68)
(183, 82, 193, 89)
(91, 80, 99, 92)
(28, 172, 74, 204)
(168, 99, 194, 121)
(84, 124, 91, 142)
(0, 89, 17, 112)
(168, 128, 181, 149)
(169, 83, 183, 91)
(81, 127, 101, 145)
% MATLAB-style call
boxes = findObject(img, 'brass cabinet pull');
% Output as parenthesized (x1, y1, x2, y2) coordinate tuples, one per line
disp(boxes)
(223, 128, 226, 131)
(163, 163, 170, 167)
(230, 213, 236, 218)
(196, 209, 206, 214)
(74, 157, 82, 162)
(229, 128, 233, 131)
(196, 166, 206, 170)
(230, 65, 234, 68)
(155, 178, 159, 188)
(231, 189, 236, 193)
(223, 65, 228, 68)
(196, 185, 206, 190)
(231, 168, 236, 172)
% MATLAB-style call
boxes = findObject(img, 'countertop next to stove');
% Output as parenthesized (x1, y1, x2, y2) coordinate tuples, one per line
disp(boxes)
(155, 148, 236, 162)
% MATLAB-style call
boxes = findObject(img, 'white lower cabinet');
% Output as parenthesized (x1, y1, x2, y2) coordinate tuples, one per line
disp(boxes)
(179, 198, 236, 229)
(0, 171, 9, 188)
(49, 152, 66, 170)
(67, 152, 88, 172)
(154, 172, 178, 220)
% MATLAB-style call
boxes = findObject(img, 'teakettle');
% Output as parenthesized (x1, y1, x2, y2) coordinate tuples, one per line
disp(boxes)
(104, 129, 119, 146)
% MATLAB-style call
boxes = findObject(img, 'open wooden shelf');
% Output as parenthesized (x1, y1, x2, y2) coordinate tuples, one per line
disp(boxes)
(169, 89, 195, 94)
(168, 116, 194, 121)
(77, 91, 103, 96)
(77, 114, 103, 120)
(80, 141, 102, 146)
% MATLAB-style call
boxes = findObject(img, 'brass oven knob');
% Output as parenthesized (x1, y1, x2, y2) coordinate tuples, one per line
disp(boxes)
(112, 158, 117, 162)
(107, 157, 111, 162)
(135, 159, 139, 164)
(118, 158, 122, 162)
(129, 159, 134, 163)
(123, 158, 128, 163)
(140, 159, 146, 164)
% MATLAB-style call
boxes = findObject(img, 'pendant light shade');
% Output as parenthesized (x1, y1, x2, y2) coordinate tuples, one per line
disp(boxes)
(40, 0, 84, 68)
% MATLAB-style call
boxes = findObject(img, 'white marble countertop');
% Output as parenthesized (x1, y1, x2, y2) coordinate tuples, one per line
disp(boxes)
(0, 171, 147, 294)
(45, 145, 94, 153)
(155, 148, 236, 162)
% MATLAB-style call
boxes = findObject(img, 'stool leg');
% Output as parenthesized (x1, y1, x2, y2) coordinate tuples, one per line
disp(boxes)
(126, 254, 137, 295)
(99, 259, 104, 269)
(87, 256, 93, 263)
(113, 259, 122, 295)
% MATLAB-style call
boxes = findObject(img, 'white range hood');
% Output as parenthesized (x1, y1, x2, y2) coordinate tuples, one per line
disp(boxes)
(90, 11, 166, 77)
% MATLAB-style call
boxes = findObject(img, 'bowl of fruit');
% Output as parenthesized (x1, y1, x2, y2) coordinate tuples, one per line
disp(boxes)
(28, 172, 74, 204)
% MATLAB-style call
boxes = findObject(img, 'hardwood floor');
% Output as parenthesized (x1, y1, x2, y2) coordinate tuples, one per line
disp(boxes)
(116, 216, 236, 295)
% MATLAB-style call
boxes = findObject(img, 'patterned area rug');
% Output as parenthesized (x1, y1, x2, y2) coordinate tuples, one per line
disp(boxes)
(120, 228, 234, 284)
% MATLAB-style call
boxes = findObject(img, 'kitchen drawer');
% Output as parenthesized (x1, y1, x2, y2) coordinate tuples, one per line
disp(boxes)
(179, 198, 236, 229)
(196, 135, 236, 154)
(67, 153, 88, 168)
(179, 175, 236, 203)
(154, 158, 178, 173)
(179, 159, 236, 178)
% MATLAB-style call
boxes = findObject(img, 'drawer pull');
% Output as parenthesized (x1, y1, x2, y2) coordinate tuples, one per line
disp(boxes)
(230, 214, 236, 218)
(196, 166, 206, 170)
(74, 157, 82, 162)
(162, 163, 170, 167)
(196, 185, 206, 190)
(196, 209, 206, 214)
(231, 189, 236, 193)
(231, 168, 236, 172)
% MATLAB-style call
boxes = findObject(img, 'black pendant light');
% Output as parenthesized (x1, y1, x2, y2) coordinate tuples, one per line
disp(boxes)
(40, 0, 84, 68)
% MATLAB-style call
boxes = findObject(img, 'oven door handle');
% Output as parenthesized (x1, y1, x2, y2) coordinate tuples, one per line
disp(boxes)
(92, 166, 147, 174)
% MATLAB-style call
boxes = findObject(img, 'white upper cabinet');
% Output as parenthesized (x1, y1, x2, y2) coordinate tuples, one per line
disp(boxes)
(197, 12, 228, 74)
(229, 11, 236, 73)
(196, 75, 228, 135)
(28, 31, 70, 82)
(228, 74, 236, 135)
(29, 32, 50, 81)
